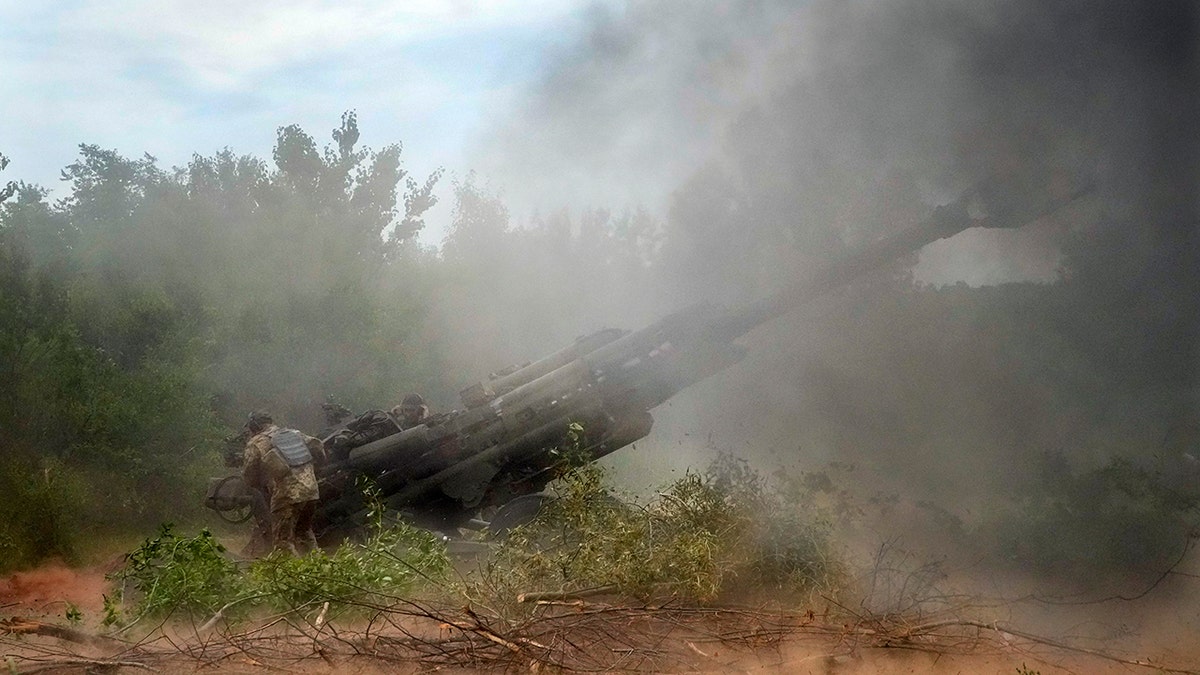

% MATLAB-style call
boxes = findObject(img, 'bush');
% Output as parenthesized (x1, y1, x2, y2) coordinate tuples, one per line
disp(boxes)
(247, 521, 448, 615)
(466, 456, 844, 613)
(114, 524, 239, 619)
(0, 457, 87, 570)
(111, 518, 449, 625)
(111, 459, 840, 627)
(704, 454, 846, 601)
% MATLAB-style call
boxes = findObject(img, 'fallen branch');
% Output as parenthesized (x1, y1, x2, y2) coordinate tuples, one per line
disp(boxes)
(439, 616, 523, 653)
(0, 619, 126, 649)
(196, 592, 274, 634)
(12, 657, 155, 674)
(518, 585, 619, 604)
(6, 596, 1196, 674)
(904, 619, 1200, 675)
(533, 600, 587, 609)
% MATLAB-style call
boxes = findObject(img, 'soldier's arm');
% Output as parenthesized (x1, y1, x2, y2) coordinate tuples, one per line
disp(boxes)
(242, 438, 265, 488)
(305, 434, 328, 466)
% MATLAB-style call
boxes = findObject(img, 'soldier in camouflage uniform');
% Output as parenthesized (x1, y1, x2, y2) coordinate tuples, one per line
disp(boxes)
(390, 393, 431, 430)
(242, 410, 328, 555)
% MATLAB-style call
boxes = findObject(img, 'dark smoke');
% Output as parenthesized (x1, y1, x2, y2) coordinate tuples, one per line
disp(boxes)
(483, 0, 1196, 291)
(468, 0, 1200, 583)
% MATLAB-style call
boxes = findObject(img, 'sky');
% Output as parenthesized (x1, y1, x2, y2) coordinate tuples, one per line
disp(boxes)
(0, 0, 613, 244)
(3, 1, 1182, 286)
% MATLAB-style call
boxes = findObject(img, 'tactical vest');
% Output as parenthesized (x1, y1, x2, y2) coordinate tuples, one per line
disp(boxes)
(269, 428, 313, 467)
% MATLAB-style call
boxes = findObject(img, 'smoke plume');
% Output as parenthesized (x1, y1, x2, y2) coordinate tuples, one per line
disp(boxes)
(464, 0, 1199, 581)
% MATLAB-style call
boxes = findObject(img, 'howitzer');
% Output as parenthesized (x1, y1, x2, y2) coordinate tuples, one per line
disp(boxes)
(207, 183, 1092, 542)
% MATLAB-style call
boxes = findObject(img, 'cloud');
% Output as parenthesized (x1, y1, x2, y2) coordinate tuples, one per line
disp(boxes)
(53, 0, 591, 91)
(0, 0, 602, 216)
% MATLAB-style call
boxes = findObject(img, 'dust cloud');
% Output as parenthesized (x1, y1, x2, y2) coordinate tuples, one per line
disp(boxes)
(457, 0, 1199, 594)
(0, 562, 110, 615)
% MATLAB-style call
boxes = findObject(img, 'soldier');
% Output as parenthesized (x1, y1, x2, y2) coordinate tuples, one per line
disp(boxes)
(242, 410, 327, 555)
(319, 399, 354, 436)
(390, 393, 431, 430)
(216, 427, 273, 557)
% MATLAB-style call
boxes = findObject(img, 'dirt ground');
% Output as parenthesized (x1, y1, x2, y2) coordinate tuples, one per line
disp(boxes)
(2, 554, 1198, 674)
(0, 561, 111, 618)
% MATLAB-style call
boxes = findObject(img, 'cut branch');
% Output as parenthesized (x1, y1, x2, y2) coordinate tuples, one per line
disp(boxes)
(0, 619, 126, 649)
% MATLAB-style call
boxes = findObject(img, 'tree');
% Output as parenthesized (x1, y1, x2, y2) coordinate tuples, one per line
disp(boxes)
(0, 152, 17, 204)
(0, 115, 447, 569)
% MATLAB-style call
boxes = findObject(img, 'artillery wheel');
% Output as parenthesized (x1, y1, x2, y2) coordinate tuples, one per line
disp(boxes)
(219, 505, 253, 524)
(487, 493, 554, 538)
(208, 475, 254, 524)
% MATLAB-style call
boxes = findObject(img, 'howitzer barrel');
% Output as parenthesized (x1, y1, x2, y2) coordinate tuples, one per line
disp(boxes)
(711, 199, 975, 342)
(712, 182, 1094, 342)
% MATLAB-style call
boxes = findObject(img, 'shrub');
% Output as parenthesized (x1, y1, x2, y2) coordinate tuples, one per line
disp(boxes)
(114, 524, 239, 619)
(247, 521, 448, 615)
(704, 454, 845, 601)
(111, 518, 449, 625)
(466, 456, 844, 613)
(0, 457, 88, 571)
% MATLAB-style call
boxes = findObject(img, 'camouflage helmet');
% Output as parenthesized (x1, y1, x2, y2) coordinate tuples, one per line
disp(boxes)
(401, 393, 425, 407)
(246, 409, 274, 430)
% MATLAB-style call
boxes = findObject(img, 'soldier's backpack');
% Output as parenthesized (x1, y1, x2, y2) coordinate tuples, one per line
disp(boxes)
(269, 428, 313, 467)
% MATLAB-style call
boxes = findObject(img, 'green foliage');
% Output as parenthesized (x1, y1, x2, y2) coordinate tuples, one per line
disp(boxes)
(0, 457, 84, 568)
(1, 98, 1190, 607)
(469, 457, 843, 613)
(0, 117, 443, 572)
(63, 603, 83, 625)
(247, 484, 447, 614)
(115, 524, 240, 618)
(247, 522, 447, 615)
(548, 421, 591, 467)
(0, 151, 16, 204)
(0, 183, 222, 570)
(704, 454, 846, 600)
(112, 519, 448, 624)
(101, 594, 122, 628)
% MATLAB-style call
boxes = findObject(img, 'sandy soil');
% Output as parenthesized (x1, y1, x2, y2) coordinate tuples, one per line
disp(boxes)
(1, 550, 1197, 674)
(0, 561, 112, 618)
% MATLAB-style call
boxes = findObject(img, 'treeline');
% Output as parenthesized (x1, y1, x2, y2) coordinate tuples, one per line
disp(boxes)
(0, 116, 663, 569)
(1, 109, 1195, 575)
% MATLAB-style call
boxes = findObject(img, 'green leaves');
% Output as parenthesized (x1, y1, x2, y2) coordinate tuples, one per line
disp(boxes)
(115, 524, 239, 618)
(112, 522, 449, 625)
(978, 453, 1199, 574)
(247, 522, 447, 616)
(472, 459, 842, 613)
(0, 151, 15, 204)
